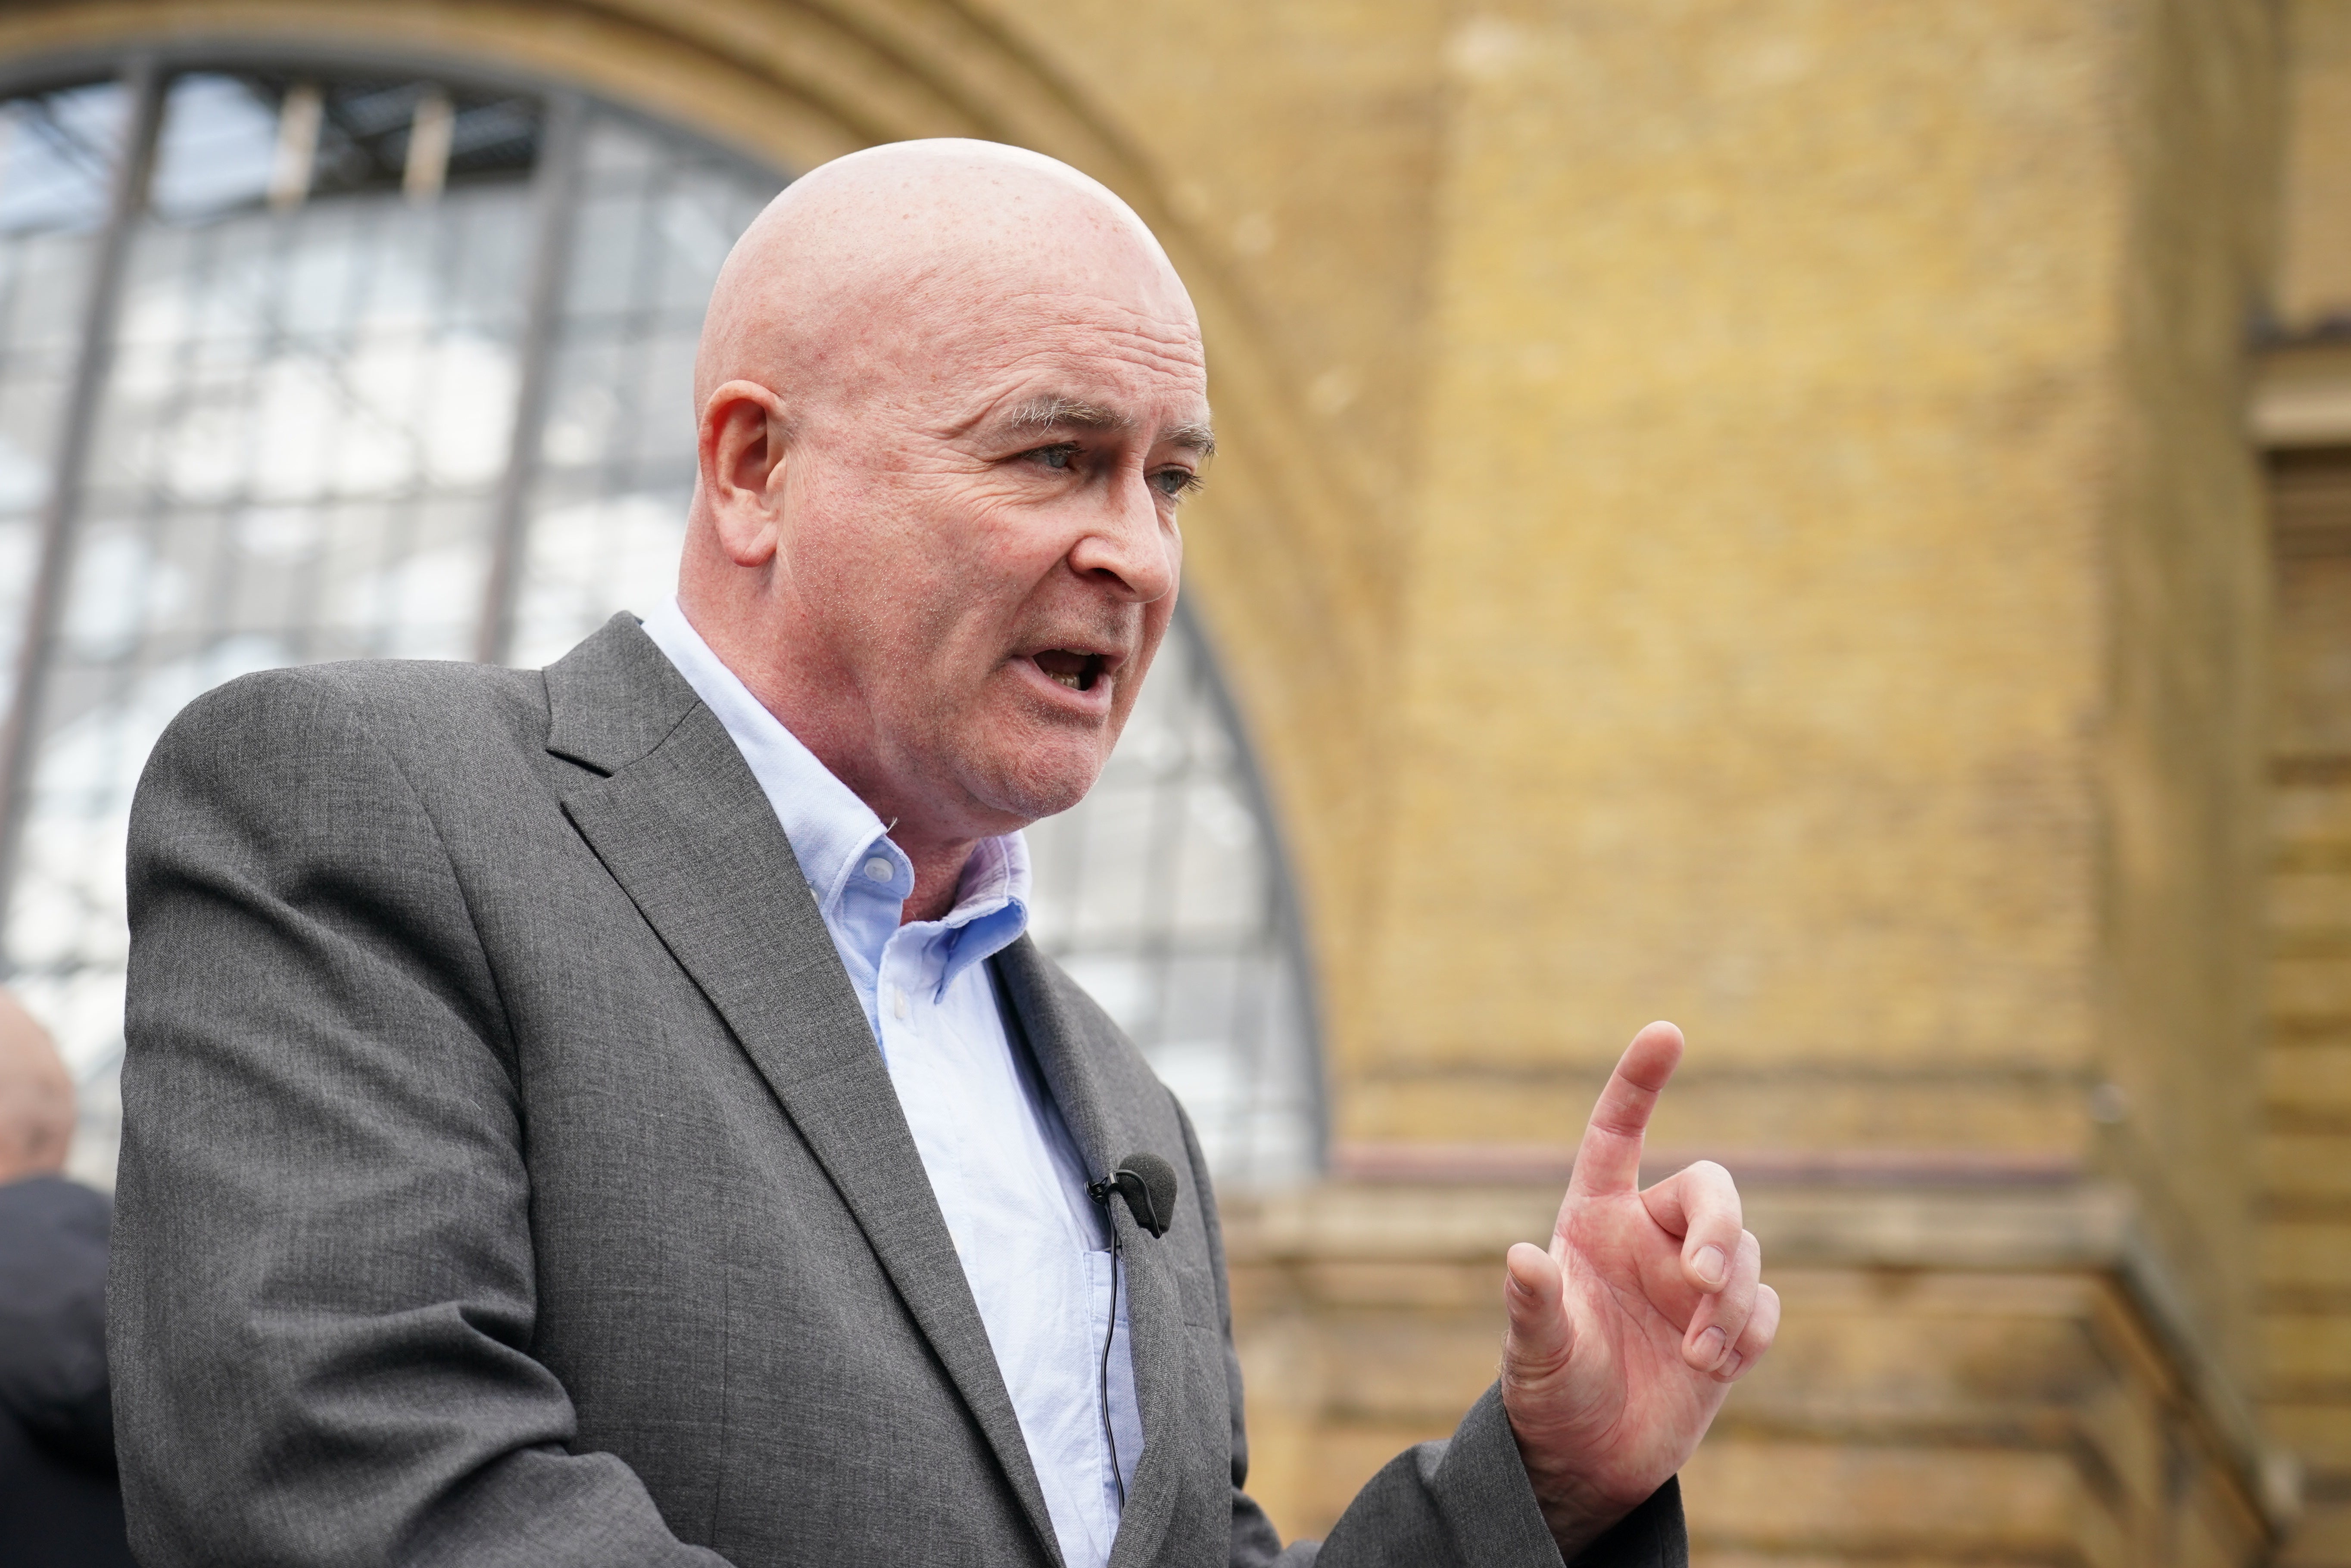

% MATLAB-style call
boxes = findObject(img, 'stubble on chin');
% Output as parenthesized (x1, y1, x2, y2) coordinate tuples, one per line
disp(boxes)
(963, 735, 1109, 825)
(908, 658, 1129, 831)
(947, 702, 1116, 828)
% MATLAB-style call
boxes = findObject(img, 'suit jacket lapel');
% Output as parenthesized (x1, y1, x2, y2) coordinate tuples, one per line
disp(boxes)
(992, 939, 1188, 1568)
(544, 616, 1065, 1568)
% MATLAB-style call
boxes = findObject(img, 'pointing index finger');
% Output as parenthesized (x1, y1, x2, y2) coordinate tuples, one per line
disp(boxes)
(1569, 1022, 1685, 1197)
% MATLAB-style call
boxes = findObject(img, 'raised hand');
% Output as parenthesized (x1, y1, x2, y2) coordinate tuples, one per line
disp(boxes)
(1498, 1022, 1778, 1556)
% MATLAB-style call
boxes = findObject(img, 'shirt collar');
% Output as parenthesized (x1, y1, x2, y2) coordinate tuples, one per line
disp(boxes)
(637, 597, 1030, 980)
(938, 832, 1031, 982)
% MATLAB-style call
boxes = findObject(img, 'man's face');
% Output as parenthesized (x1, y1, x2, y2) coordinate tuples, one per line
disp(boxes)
(775, 274, 1209, 837)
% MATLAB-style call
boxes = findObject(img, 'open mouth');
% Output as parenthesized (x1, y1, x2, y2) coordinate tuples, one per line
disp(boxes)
(1031, 649, 1107, 694)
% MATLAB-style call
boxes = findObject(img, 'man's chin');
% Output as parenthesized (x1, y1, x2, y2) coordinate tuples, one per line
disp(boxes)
(960, 737, 1109, 828)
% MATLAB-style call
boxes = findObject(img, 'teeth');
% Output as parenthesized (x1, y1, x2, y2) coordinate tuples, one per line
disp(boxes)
(1037, 650, 1094, 691)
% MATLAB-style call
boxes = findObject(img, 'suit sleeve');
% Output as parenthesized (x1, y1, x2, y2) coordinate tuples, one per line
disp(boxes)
(1181, 1114, 1688, 1568)
(111, 671, 727, 1568)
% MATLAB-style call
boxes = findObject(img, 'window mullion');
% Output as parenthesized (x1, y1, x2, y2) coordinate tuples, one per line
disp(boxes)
(0, 53, 167, 943)
(474, 89, 586, 667)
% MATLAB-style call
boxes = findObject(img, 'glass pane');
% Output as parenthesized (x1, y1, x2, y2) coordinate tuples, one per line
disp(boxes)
(0, 81, 130, 234)
(505, 112, 783, 666)
(3, 71, 542, 1184)
(1026, 619, 1321, 1185)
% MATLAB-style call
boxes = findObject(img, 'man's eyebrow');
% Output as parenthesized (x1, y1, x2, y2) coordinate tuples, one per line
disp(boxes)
(994, 396, 1216, 457)
(1001, 396, 1126, 434)
(1166, 420, 1216, 457)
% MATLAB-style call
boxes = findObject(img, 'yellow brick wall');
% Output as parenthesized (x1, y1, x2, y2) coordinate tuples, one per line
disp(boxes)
(2254, 7, 2351, 1562)
(2096, 0, 2276, 1393)
(2260, 449, 2351, 1566)
(1370, 1, 2120, 1158)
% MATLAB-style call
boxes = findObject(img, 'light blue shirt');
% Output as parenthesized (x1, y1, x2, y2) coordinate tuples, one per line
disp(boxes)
(641, 598, 1143, 1568)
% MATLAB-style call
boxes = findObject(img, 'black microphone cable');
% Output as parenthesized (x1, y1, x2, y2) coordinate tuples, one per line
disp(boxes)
(1087, 1152, 1175, 1510)
(1095, 1220, 1126, 1507)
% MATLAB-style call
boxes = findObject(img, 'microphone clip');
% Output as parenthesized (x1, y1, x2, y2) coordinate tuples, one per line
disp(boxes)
(1088, 1152, 1177, 1239)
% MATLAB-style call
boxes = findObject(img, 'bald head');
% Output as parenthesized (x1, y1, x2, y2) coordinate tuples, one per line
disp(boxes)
(695, 139, 1197, 416)
(677, 140, 1210, 916)
(0, 989, 71, 1182)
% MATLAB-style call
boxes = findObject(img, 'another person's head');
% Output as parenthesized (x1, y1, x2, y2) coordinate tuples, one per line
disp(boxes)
(0, 990, 71, 1182)
(679, 139, 1209, 849)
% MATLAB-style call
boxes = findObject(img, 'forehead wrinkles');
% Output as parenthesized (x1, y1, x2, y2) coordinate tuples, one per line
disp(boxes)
(805, 268, 1204, 442)
(885, 296, 1205, 433)
(985, 327, 1205, 384)
(927, 288, 1200, 369)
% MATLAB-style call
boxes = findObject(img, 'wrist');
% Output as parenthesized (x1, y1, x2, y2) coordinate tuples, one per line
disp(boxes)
(1527, 1475, 1634, 1559)
(1506, 1424, 1641, 1559)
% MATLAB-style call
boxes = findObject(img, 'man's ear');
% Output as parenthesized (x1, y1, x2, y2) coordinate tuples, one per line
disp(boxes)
(698, 378, 790, 566)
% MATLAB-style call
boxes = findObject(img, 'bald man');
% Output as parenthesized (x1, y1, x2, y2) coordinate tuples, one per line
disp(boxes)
(0, 991, 71, 1185)
(113, 141, 1772, 1568)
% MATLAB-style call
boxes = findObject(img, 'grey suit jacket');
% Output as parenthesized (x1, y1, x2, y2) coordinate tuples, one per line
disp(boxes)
(111, 614, 1685, 1568)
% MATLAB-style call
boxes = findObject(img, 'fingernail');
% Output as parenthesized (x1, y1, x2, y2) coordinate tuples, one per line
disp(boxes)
(1719, 1350, 1744, 1380)
(1694, 1246, 1727, 1286)
(1695, 1326, 1726, 1366)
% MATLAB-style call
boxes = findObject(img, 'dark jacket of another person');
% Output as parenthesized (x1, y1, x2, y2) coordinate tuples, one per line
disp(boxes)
(0, 1173, 135, 1568)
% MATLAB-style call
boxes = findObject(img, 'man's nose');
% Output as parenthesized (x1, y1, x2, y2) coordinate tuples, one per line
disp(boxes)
(1066, 471, 1177, 602)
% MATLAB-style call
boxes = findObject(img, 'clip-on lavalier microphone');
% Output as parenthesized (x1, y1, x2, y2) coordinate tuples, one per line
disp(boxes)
(1085, 1152, 1178, 1506)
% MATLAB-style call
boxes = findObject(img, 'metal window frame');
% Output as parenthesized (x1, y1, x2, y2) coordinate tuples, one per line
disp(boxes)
(0, 51, 591, 927)
(0, 54, 164, 916)
(476, 88, 583, 666)
(1156, 596, 1331, 1173)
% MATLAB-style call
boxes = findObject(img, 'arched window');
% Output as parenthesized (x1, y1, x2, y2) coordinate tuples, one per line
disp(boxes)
(0, 56, 1321, 1188)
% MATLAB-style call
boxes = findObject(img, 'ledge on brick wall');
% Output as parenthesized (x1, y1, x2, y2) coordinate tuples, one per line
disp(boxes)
(1226, 1148, 2298, 1533)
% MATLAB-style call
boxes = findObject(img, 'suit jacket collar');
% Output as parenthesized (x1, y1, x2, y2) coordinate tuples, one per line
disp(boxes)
(543, 614, 1066, 1567)
(543, 612, 700, 775)
(992, 939, 1190, 1568)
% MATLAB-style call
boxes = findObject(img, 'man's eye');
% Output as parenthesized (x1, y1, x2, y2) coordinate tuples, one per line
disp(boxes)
(1026, 445, 1077, 471)
(1151, 468, 1201, 499)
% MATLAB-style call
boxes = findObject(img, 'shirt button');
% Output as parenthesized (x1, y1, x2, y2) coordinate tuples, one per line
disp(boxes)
(891, 987, 910, 1021)
(862, 857, 893, 883)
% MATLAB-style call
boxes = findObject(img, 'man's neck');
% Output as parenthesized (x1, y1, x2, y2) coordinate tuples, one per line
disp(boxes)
(672, 589, 989, 927)
(898, 835, 977, 925)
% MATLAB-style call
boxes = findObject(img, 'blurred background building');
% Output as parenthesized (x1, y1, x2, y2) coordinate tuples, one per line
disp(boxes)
(0, 1, 2338, 1564)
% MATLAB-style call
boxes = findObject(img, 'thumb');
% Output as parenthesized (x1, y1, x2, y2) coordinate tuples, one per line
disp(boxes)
(1504, 1241, 1575, 1380)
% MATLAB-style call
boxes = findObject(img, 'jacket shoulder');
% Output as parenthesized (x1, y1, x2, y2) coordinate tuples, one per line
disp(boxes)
(171, 656, 543, 732)
(153, 658, 549, 775)
(131, 660, 560, 868)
